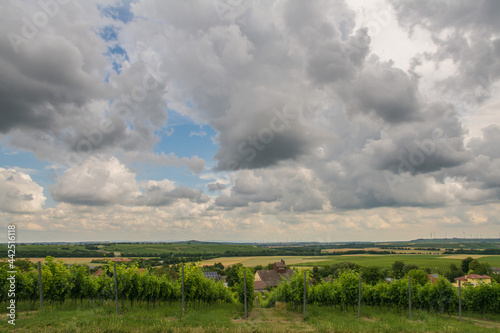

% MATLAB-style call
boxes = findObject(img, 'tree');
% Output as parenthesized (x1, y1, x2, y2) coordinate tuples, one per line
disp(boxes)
(312, 266, 322, 284)
(392, 261, 405, 279)
(224, 263, 243, 287)
(461, 257, 474, 273)
(13, 259, 35, 272)
(329, 262, 360, 278)
(403, 264, 419, 274)
(406, 269, 429, 286)
(236, 267, 254, 311)
(445, 263, 463, 282)
(362, 266, 384, 285)
(468, 260, 492, 275)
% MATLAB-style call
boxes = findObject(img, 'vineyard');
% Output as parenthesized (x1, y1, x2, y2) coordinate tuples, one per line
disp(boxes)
(2, 257, 500, 332)
(1, 257, 237, 309)
(262, 270, 500, 315)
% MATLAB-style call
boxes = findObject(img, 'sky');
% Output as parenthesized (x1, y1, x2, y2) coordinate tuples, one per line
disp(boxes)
(1, 0, 500, 243)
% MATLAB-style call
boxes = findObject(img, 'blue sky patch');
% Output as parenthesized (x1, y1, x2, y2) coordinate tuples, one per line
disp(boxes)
(98, 0, 136, 24)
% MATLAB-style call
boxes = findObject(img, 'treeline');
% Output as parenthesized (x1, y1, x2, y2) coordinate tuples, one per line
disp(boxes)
(310, 257, 500, 286)
(327, 250, 394, 255)
(443, 248, 500, 255)
(14, 250, 115, 258)
(262, 270, 500, 315)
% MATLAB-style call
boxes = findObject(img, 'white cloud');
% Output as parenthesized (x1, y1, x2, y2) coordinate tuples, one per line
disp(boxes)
(0, 168, 46, 213)
(50, 155, 141, 206)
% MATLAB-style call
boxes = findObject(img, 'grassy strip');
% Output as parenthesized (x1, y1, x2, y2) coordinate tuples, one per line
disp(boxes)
(3, 301, 500, 332)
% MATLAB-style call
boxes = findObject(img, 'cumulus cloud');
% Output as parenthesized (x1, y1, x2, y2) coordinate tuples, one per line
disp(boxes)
(0, 168, 46, 213)
(1, 0, 500, 241)
(143, 179, 209, 206)
(50, 155, 141, 206)
(390, 0, 500, 93)
(207, 182, 226, 192)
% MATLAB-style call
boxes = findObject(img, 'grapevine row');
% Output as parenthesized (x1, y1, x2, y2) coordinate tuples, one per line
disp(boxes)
(0, 257, 235, 309)
(262, 270, 500, 315)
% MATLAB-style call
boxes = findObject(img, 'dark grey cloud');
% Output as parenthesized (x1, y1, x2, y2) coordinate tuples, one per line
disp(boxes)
(146, 185, 209, 206)
(0, 3, 108, 134)
(467, 125, 500, 160)
(341, 60, 421, 123)
(207, 182, 226, 192)
(0, 1, 182, 169)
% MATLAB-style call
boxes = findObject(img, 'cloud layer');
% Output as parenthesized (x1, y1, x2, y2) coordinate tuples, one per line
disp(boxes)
(1, 0, 499, 241)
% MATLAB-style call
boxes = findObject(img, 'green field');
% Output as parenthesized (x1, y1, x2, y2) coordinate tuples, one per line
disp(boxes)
(200, 255, 332, 267)
(379, 239, 500, 250)
(2, 241, 268, 257)
(3, 302, 499, 332)
(199, 254, 500, 270)
(298, 254, 500, 269)
(100, 242, 264, 255)
(3, 239, 499, 259)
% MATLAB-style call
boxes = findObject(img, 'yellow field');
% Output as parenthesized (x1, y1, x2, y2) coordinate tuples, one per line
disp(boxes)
(25, 258, 102, 266)
(441, 254, 486, 260)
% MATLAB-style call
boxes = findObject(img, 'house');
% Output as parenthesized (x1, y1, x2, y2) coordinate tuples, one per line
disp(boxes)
(428, 274, 440, 284)
(322, 277, 334, 283)
(254, 281, 268, 294)
(254, 260, 294, 291)
(491, 267, 500, 275)
(220, 276, 228, 287)
(109, 258, 131, 262)
(203, 271, 221, 281)
(453, 274, 492, 287)
(94, 267, 147, 275)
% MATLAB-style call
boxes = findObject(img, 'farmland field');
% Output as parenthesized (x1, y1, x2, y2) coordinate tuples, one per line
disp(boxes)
(18, 254, 500, 270)
(100, 242, 264, 255)
(200, 255, 332, 267)
(24, 257, 103, 266)
(200, 254, 500, 270)
(321, 247, 445, 254)
(298, 254, 500, 269)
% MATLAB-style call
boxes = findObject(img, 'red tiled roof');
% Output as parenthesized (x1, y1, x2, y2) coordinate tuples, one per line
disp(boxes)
(455, 274, 491, 281)
(428, 274, 439, 284)
(109, 258, 131, 262)
(254, 281, 267, 290)
(93, 268, 103, 276)
(465, 274, 491, 279)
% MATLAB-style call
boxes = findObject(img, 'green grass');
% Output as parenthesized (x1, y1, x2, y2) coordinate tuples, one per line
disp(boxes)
(305, 305, 500, 332)
(3, 301, 499, 332)
(298, 254, 500, 270)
